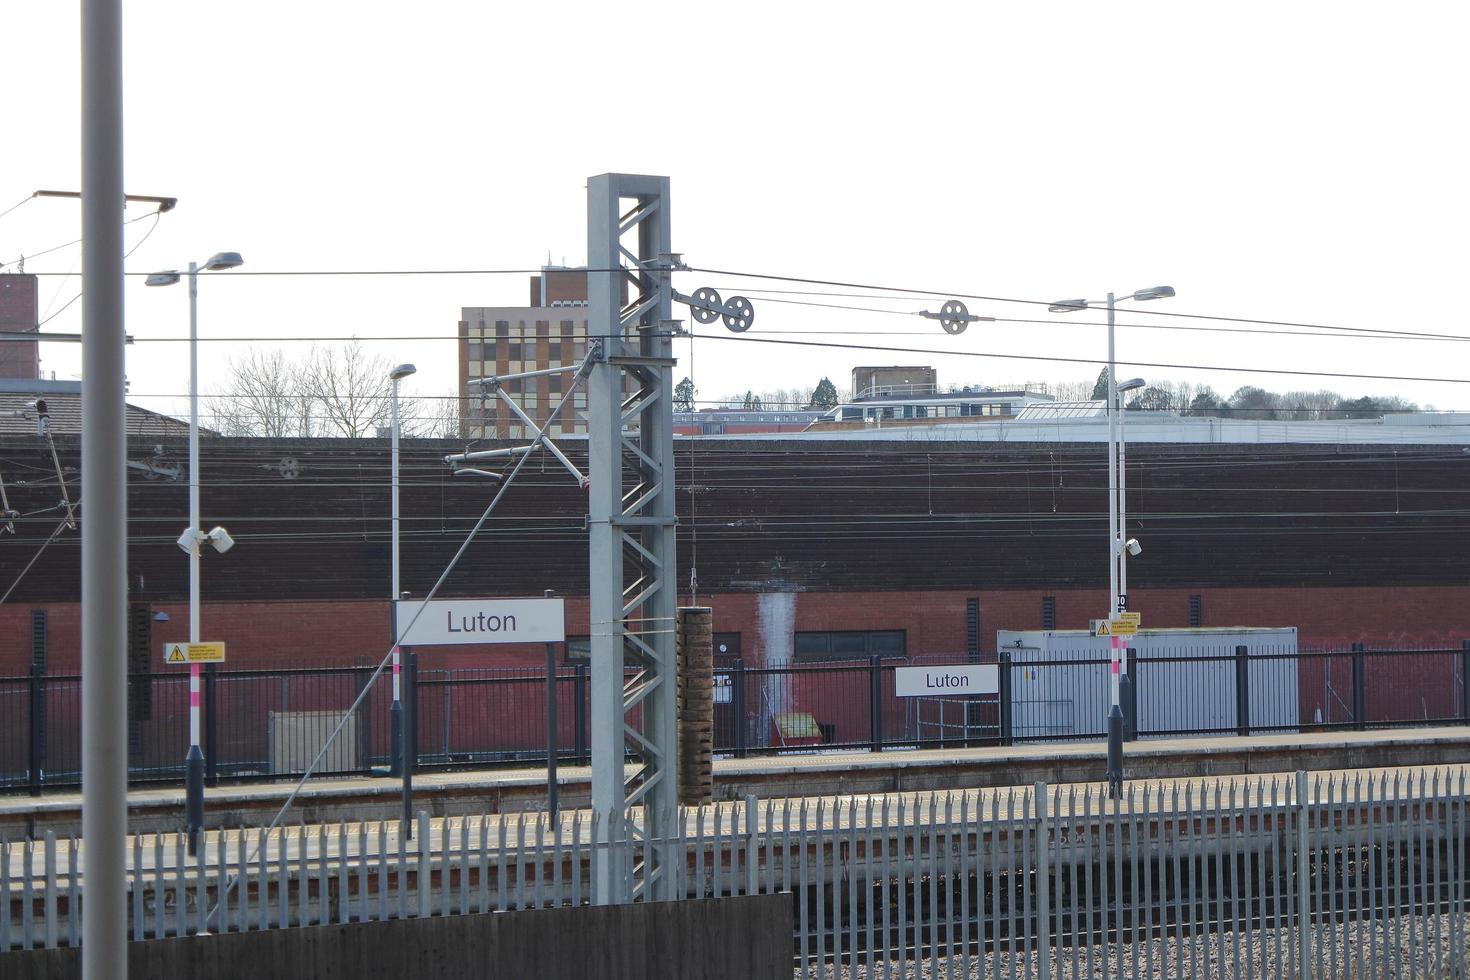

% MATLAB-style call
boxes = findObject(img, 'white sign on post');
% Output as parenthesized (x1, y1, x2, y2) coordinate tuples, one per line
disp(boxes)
(395, 597, 566, 646)
(894, 664, 999, 698)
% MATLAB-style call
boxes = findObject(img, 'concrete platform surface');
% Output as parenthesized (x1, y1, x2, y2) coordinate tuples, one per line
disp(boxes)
(3, 725, 1466, 836)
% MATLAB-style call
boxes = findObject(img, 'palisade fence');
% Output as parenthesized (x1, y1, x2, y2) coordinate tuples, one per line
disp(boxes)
(5, 770, 1470, 977)
(1, 645, 1469, 791)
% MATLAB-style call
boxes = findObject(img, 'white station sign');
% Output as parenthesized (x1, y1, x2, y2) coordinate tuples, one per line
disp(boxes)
(894, 664, 999, 698)
(395, 597, 566, 646)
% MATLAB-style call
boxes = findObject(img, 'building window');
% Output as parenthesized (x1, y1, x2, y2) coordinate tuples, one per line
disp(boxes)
(495, 320, 509, 339)
(794, 630, 905, 662)
(548, 342, 561, 360)
(1189, 595, 1203, 628)
(1041, 596, 1057, 630)
(467, 341, 482, 360)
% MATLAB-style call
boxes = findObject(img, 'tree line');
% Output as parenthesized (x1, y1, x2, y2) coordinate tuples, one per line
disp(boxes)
(207, 340, 460, 438)
(1082, 370, 1420, 420)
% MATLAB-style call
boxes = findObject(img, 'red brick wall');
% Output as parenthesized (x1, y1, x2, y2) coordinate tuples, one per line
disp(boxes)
(3, 586, 1466, 677)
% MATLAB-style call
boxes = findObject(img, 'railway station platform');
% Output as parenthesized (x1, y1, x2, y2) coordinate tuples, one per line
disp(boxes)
(3, 725, 1467, 836)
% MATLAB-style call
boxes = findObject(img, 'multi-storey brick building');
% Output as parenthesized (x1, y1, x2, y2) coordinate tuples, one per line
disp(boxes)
(458, 268, 595, 439)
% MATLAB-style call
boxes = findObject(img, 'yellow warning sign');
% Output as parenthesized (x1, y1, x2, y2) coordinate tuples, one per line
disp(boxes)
(1094, 620, 1112, 636)
(162, 642, 227, 665)
(1108, 618, 1138, 637)
(1119, 612, 1141, 626)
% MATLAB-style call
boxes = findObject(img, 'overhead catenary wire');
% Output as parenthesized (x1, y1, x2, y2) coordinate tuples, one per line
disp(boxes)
(201, 352, 592, 930)
(0, 207, 164, 272)
(687, 266, 1470, 343)
(687, 330, 1470, 388)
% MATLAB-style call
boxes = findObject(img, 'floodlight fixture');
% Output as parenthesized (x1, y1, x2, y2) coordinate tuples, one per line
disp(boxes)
(206, 526, 234, 554)
(201, 252, 244, 272)
(176, 527, 203, 554)
(1130, 286, 1175, 302)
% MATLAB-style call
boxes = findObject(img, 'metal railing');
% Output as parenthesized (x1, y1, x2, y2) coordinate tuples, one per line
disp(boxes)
(1, 645, 1468, 791)
(4, 768, 1470, 978)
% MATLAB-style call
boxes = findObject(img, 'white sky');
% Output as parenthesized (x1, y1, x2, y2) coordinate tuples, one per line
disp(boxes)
(3, 1, 1468, 418)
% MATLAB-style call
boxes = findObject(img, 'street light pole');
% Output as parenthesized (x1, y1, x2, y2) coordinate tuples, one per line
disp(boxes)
(184, 259, 205, 855)
(147, 252, 243, 852)
(389, 364, 416, 779)
(1049, 286, 1174, 798)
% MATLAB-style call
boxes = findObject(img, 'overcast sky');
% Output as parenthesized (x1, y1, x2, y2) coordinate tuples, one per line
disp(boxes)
(3, 1, 1468, 420)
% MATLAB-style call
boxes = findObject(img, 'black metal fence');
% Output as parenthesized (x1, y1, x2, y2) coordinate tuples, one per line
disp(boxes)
(1, 643, 1467, 792)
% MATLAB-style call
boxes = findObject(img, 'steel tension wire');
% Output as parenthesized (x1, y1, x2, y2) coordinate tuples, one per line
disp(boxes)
(201, 353, 594, 930)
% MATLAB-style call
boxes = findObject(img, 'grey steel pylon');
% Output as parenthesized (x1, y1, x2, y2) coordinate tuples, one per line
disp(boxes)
(586, 174, 680, 903)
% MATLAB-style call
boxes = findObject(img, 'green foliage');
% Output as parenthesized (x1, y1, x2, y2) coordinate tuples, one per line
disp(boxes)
(809, 377, 839, 409)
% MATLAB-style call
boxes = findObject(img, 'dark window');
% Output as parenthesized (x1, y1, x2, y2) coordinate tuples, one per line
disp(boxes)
(794, 630, 905, 662)
(560, 319, 575, 330)
(495, 320, 509, 339)
(507, 343, 523, 361)
(467, 342, 482, 360)
(966, 598, 980, 661)
(1189, 595, 1203, 628)
(548, 342, 562, 360)
(1041, 596, 1057, 630)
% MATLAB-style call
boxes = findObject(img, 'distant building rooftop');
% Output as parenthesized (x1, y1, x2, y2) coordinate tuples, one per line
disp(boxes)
(0, 380, 193, 439)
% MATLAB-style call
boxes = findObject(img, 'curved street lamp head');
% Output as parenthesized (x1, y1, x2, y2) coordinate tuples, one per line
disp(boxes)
(1117, 377, 1147, 393)
(145, 270, 182, 287)
(201, 251, 244, 272)
(1048, 299, 1089, 313)
(389, 363, 417, 382)
(1130, 286, 1175, 302)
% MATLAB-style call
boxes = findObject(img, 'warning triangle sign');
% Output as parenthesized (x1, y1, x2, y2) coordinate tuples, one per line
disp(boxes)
(165, 645, 186, 664)
(1095, 621, 1112, 636)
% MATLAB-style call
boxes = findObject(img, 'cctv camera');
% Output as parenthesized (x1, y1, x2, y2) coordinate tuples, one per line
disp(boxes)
(1126, 538, 1142, 557)
(206, 526, 235, 554)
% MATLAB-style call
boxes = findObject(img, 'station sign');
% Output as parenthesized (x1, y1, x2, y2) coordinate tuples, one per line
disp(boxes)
(162, 642, 226, 665)
(395, 597, 565, 646)
(894, 665, 998, 698)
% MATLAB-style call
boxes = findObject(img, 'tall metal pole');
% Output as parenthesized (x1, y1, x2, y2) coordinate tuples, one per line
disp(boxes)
(390, 375, 404, 778)
(1104, 291, 1124, 799)
(544, 588, 559, 821)
(587, 174, 680, 904)
(1105, 292, 1119, 624)
(184, 261, 205, 855)
(80, 0, 129, 972)
(1119, 395, 1131, 605)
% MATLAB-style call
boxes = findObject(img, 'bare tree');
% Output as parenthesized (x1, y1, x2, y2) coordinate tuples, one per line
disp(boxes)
(206, 348, 311, 437)
(209, 339, 431, 438)
(403, 392, 463, 439)
(303, 340, 398, 438)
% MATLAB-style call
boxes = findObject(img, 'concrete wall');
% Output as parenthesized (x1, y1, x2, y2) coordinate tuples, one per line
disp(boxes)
(3, 894, 793, 980)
